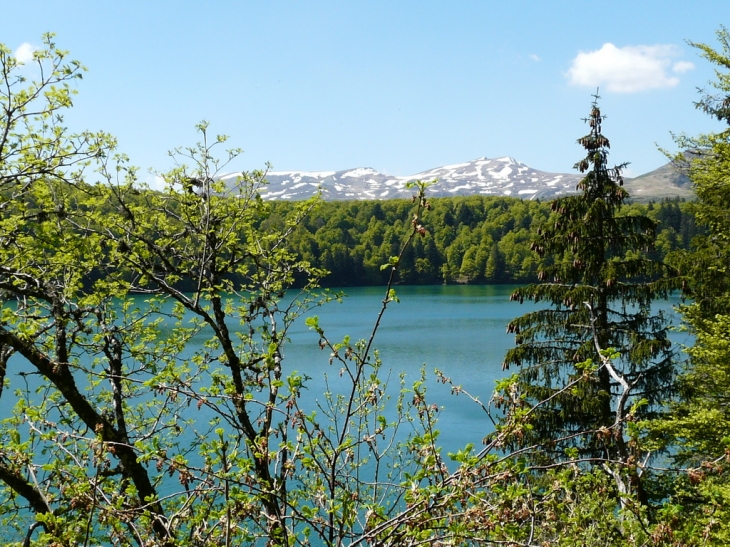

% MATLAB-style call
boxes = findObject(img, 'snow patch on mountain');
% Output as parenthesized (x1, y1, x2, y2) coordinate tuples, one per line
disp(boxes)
(224, 157, 587, 201)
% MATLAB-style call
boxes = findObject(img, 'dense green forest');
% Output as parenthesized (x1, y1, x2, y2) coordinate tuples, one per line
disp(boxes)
(270, 195, 696, 286)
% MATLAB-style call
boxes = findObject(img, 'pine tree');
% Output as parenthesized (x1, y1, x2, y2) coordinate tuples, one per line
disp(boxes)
(502, 95, 679, 469)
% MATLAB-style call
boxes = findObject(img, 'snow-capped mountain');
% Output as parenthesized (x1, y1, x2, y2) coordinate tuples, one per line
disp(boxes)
(222, 156, 687, 201)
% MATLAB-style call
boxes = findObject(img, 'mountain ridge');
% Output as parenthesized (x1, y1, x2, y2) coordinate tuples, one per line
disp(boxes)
(223, 156, 692, 202)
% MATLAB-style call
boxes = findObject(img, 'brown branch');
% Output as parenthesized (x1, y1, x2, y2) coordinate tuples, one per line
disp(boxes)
(0, 324, 172, 544)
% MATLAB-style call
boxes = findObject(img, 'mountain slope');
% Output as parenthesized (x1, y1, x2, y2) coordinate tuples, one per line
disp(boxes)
(222, 156, 692, 201)
(623, 159, 693, 201)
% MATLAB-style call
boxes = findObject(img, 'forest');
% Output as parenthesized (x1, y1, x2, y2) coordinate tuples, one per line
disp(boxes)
(0, 28, 729, 546)
(272, 195, 696, 286)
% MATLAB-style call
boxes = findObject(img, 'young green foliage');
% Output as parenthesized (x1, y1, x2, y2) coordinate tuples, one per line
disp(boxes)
(0, 38, 450, 544)
(649, 26, 730, 545)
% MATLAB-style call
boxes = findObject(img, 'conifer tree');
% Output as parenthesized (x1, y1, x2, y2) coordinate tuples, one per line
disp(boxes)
(502, 95, 678, 470)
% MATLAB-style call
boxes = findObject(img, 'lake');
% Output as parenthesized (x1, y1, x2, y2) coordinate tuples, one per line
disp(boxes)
(0, 284, 688, 543)
(282, 284, 540, 451)
(0, 285, 688, 451)
(278, 284, 688, 452)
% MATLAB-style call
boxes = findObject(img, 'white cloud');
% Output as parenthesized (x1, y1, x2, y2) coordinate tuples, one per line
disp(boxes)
(672, 60, 695, 74)
(14, 42, 36, 64)
(566, 43, 694, 93)
(530, 54, 541, 62)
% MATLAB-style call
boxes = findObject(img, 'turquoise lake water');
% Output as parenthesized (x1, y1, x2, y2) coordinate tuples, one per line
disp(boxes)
(280, 285, 687, 451)
(0, 285, 689, 454)
(283, 284, 540, 450)
(0, 285, 688, 543)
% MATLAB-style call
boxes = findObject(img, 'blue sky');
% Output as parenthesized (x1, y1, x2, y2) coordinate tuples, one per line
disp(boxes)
(4, 1, 728, 184)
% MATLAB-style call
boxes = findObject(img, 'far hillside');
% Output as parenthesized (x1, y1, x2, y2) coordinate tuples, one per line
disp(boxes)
(623, 157, 694, 201)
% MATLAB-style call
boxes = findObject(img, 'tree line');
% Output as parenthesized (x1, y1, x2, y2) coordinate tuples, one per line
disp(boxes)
(271, 194, 697, 286)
